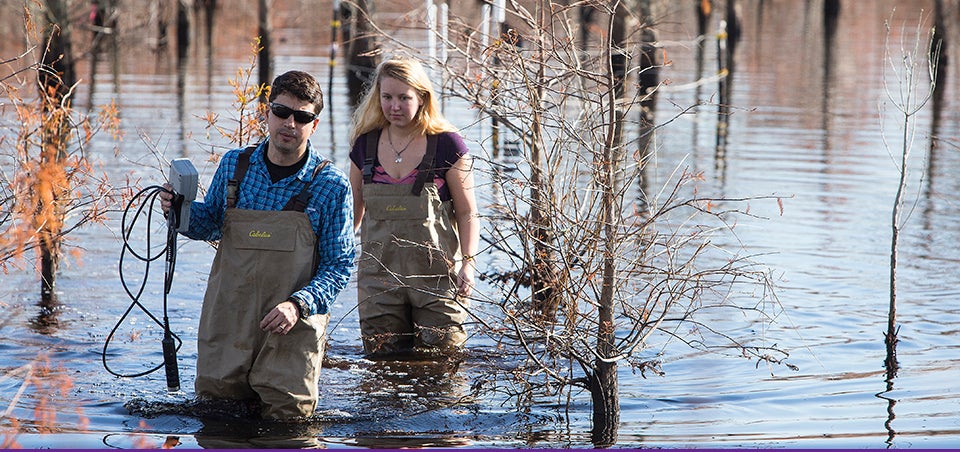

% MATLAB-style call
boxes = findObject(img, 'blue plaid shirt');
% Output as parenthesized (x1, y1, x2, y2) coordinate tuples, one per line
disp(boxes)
(184, 140, 355, 315)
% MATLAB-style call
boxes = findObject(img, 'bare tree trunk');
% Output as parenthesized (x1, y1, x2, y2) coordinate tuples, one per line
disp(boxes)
(590, 4, 628, 445)
(529, 0, 558, 321)
(328, 0, 341, 104)
(590, 357, 619, 446)
(887, 148, 904, 374)
(724, 0, 741, 44)
(884, 12, 940, 374)
(258, 0, 272, 96)
(611, 3, 627, 97)
(202, 0, 217, 49)
(176, 0, 190, 60)
(636, 0, 658, 206)
(931, 0, 948, 109)
(39, 0, 75, 304)
(696, 0, 710, 36)
(886, 106, 909, 372)
(343, 0, 377, 107)
(593, 107, 621, 445)
(715, 9, 735, 182)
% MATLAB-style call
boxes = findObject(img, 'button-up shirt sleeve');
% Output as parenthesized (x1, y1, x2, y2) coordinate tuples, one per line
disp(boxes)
(288, 164, 355, 316)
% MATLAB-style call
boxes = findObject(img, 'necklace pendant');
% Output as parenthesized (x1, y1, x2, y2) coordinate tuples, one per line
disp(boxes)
(395, 156, 403, 163)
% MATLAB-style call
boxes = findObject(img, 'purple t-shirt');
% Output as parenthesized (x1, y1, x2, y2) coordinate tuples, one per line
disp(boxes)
(349, 130, 469, 201)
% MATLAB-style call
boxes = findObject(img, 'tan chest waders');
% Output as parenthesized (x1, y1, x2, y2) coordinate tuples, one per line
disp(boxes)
(195, 147, 330, 419)
(357, 130, 468, 356)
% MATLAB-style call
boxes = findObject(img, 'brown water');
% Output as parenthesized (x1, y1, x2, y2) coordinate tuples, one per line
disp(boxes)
(2, 0, 959, 448)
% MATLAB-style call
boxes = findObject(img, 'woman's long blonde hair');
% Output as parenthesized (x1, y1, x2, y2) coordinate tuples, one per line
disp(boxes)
(349, 56, 457, 144)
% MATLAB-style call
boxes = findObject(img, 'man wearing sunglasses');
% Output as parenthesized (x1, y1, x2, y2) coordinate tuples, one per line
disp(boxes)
(160, 70, 354, 419)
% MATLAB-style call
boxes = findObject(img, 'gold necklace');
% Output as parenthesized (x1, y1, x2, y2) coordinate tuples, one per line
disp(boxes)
(386, 127, 417, 163)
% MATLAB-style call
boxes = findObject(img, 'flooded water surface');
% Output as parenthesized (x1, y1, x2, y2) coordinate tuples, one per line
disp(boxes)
(1, 0, 959, 448)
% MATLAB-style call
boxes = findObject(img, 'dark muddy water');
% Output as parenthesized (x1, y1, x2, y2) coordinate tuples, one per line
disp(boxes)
(2, 0, 959, 448)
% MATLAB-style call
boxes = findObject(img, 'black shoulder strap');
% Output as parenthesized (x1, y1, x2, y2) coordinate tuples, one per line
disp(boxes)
(226, 144, 258, 208)
(283, 160, 330, 212)
(411, 134, 439, 196)
(362, 129, 381, 184)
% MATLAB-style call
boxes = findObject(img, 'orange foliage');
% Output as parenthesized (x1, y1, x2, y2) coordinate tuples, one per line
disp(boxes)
(206, 37, 269, 147)
(0, 10, 123, 273)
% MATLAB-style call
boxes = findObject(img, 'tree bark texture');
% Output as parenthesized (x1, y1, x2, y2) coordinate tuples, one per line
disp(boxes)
(590, 359, 620, 446)
(258, 0, 273, 94)
(39, 0, 75, 303)
(342, 0, 376, 106)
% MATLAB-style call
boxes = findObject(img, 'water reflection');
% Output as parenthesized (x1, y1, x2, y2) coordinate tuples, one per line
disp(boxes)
(193, 419, 324, 449)
(100, 433, 183, 449)
(319, 354, 477, 448)
(875, 363, 899, 448)
(924, 0, 949, 232)
(715, 14, 736, 187)
(124, 396, 328, 448)
(27, 299, 62, 335)
(348, 434, 472, 449)
(357, 357, 468, 412)
(822, 0, 839, 155)
(121, 355, 474, 448)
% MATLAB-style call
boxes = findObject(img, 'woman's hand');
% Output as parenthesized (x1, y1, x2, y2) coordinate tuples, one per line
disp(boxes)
(457, 257, 476, 297)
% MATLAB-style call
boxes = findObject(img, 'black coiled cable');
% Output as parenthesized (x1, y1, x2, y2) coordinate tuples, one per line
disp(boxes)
(102, 185, 183, 380)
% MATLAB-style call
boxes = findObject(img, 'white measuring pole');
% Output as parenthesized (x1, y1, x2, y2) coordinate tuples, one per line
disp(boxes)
(439, 2, 449, 111)
(493, 0, 505, 24)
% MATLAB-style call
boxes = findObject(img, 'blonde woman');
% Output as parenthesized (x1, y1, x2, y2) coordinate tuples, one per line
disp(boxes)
(348, 56, 479, 357)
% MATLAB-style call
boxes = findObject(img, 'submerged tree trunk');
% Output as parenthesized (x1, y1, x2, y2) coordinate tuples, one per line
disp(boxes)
(38, 0, 75, 304)
(590, 358, 619, 446)
(593, 108, 621, 445)
(529, 0, 559, 321)
(590, 4, 631, 445)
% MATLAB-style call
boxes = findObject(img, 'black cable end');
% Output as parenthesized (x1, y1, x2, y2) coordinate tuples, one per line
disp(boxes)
(162, 333, 180, 393)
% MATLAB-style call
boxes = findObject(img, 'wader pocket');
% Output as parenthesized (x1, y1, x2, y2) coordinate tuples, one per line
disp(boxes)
(364, 196, 430, 221)
(229, 222, 297, 252)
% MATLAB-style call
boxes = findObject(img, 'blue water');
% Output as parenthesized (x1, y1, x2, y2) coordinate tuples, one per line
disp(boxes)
(2, 0, 959, 448)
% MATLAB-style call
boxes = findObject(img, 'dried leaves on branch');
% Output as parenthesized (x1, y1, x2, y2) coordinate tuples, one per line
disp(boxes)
(0, 14, 122, 275)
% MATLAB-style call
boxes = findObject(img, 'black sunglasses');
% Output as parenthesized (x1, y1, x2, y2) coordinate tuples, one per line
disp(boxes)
(269, 102, 318, 124)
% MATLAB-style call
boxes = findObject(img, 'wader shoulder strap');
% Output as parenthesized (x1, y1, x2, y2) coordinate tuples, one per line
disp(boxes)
(283, 160, 330, 212)
(226, 144, 258, 208)
(411, 134, 439, 196)
(362, 129, 381, 184)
